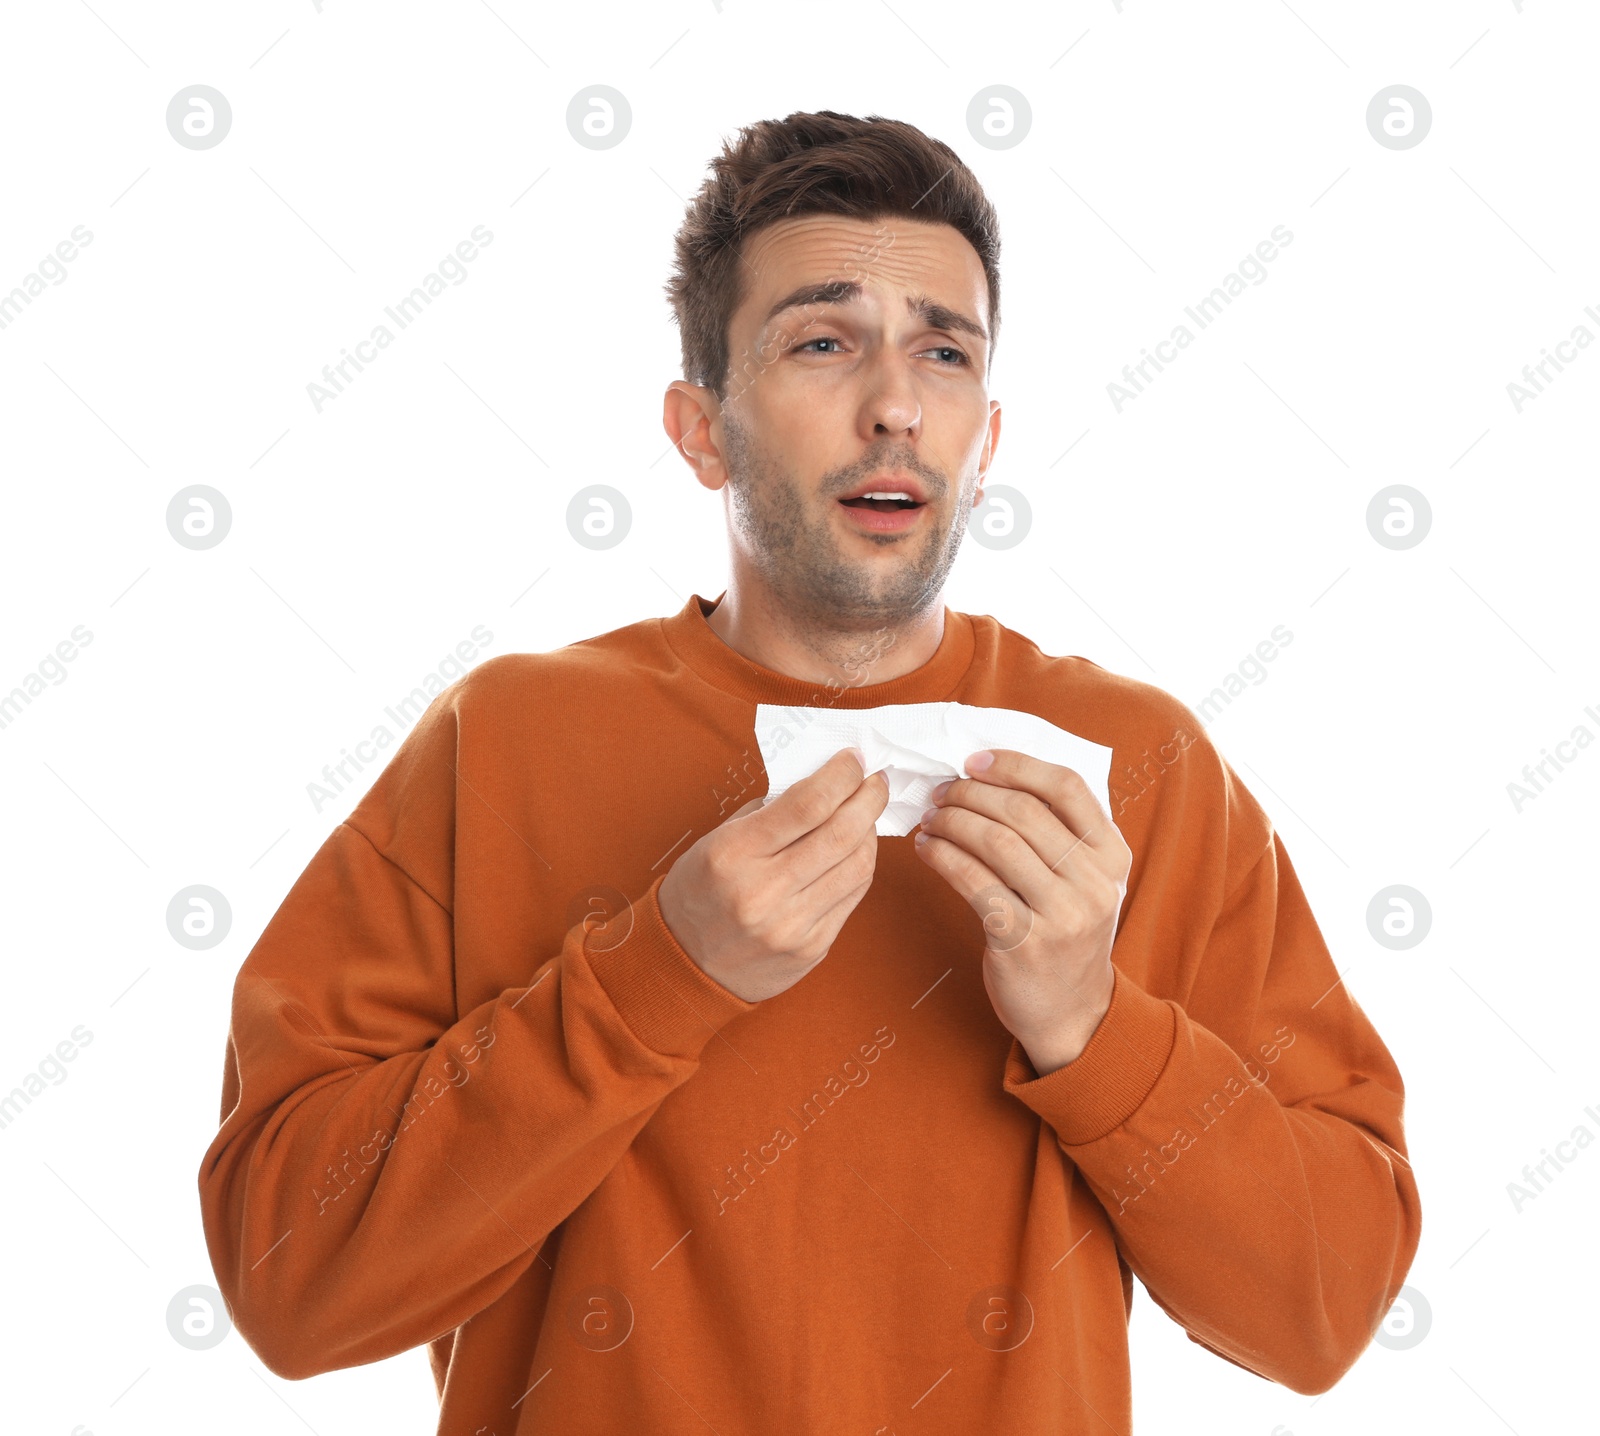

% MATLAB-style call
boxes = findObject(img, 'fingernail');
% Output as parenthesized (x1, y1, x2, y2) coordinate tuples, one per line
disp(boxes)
(914, 831, 930, 846)
(967, 750, 995, 772)
(847, 745, 867, 770)
(918, 806, 938, 826)
(930, 780, 952, 802)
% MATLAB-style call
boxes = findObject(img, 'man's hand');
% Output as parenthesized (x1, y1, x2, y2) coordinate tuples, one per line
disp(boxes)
(912, 749, 1132, 1075)
(658, 748, 890, 1002)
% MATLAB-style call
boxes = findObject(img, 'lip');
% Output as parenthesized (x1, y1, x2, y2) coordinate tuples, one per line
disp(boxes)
(837, 472, 929, 505)
(837, 498, 926, 534)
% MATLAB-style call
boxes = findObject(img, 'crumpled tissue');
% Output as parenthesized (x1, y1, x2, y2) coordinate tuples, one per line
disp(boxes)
(753, 701, 1116, 837)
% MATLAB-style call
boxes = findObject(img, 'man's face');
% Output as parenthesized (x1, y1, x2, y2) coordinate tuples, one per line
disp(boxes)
(678, 213, 1000, 630)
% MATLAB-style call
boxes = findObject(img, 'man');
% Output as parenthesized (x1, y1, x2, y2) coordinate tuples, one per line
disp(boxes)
(199, 110, 1420, 1433)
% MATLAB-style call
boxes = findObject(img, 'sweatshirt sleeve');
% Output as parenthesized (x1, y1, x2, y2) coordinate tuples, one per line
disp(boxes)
(1000, 823, 1422, 1396)
(196, 708, 756, 1380)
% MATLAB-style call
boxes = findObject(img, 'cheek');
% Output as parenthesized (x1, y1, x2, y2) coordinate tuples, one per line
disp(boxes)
(749, 399, 831, 465)
(745, 383, 825, 438)
(953, 402, 992, 460)
(926, 383, 989, 430)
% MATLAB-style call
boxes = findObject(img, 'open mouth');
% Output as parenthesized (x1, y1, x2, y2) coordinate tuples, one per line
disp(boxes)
(839, 497, 923, 512)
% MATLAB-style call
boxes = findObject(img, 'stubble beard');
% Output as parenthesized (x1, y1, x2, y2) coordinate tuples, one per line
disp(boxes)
(719, 407, 973, 636)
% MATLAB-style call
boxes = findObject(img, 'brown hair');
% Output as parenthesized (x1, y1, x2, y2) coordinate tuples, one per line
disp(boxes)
(664, 110, 1001, 402)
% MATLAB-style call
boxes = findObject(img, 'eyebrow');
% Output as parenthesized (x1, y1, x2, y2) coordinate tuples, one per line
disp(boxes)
(760, 279, 989, 346)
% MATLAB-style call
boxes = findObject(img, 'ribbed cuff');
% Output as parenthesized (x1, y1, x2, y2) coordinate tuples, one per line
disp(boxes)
(1001, 965, 1176, 1146)
(582, 872, 758, 1060)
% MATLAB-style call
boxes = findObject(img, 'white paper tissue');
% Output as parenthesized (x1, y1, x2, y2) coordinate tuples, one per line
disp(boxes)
(753, 701, 1116, 837)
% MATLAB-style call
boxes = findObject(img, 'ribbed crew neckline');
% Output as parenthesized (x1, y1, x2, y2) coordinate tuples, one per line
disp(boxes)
(660, 591, 977, 708)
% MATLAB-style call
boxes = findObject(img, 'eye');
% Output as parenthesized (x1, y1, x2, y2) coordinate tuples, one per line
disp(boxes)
(797, 336, 971, 366)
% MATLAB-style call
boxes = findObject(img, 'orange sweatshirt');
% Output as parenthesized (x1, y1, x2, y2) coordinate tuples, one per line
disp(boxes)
(198, 592, 1421, 1434)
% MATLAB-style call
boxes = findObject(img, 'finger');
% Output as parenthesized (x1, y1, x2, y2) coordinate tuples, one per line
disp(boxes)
(913, 827, 1010, 911)
(917, 829, 1039, 952)
(797, 852, 876, 953)
(781, 766, 888, 892)
(958, 750, 1123, 856)
(919, 807, 1061, 916)
(723, 793, 767, 824)
(743, 748, 872, 855)
(929, 772, 1103, 887)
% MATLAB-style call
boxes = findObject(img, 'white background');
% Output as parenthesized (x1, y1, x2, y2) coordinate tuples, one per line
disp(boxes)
(1, 1, 1594, 1432)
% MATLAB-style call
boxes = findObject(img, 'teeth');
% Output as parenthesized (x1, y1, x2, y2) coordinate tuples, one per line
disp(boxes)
(860, 491, 914, 500)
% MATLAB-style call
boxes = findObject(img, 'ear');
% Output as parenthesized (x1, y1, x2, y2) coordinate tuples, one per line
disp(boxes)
(986, 398, 1002, 464)
(663, 381, 727, 494)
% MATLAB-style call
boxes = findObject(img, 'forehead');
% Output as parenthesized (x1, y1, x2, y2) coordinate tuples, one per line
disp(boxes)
(735, 213, 989, 332)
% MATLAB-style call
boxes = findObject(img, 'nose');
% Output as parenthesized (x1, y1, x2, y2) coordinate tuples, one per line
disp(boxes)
(855, 350, 922, 444)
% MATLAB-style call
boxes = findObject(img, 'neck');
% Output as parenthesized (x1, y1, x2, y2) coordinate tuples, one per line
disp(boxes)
(704, 584, 946, 691)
